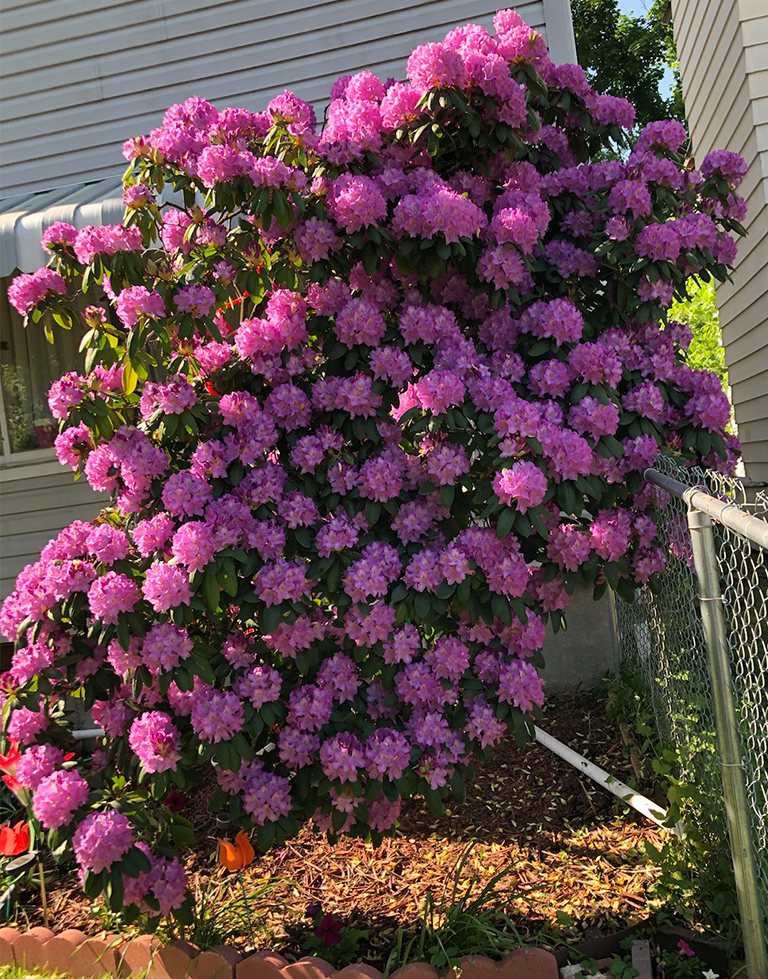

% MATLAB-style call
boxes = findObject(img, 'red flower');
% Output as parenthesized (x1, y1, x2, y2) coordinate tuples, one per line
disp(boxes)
(0, 741, 20, 771)
(314, 913, 343, 948)
(677, 940, 695, 957)
(224, 291, 249, 310)
(2, 774, 21, 793)
(0, 820, 30, 857)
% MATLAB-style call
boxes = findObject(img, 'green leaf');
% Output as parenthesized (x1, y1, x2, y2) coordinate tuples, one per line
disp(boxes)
(219, 560, 239, 598)
(527, 339, 551, 357)
(122, 360, 138, 395)
(362, 241, 379, 274)
(261, 604, 283, 632)
(202, 572, 221, 613)
(414, 592, 431, 619)
(424, 788, 445, 817)
(256, 821, 276, 852)
(558, 482, 579, 515)
(450, 769, 466, 803)
(109, 867, 125, 910)
(215, 740, 238, 771)
(122, 846, 153, 878)
(496, 507, 515, 538)
(230, 733, 255, 762)
(492, 594, 511, 625)
(603, 435, 625, 457)
(515, 512, 532, 537)
(390, 583, 407, 604)
(332, 807, 349, 831)
(529, 508, 550, 540)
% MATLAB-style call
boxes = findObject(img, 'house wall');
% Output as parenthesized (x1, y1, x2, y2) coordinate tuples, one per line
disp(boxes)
(0, 460, 109, 600)
(0, 0, 576, 197)
(671, 0, 768, 481)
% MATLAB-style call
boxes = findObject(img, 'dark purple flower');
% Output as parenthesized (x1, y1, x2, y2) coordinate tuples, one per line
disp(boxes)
(164, 790, 187, 813)
(314, 913, 343, 947)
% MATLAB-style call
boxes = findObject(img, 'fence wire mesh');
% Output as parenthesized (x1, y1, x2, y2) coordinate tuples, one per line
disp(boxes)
(614, 454, 768, 920)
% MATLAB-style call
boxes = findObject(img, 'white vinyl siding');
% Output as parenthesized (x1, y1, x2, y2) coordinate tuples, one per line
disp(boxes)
(671, 0, 768, 482)
(0, 0, 558, 196)
(0, 461, 109, 599)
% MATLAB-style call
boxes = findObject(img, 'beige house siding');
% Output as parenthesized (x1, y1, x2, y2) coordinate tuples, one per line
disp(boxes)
(0, 0, 573, 197)
(0, 461, 109, 599)
(671, 0, 768, 481)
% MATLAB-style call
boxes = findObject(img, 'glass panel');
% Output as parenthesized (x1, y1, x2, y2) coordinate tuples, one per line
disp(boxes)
(1, 274, 85, 455)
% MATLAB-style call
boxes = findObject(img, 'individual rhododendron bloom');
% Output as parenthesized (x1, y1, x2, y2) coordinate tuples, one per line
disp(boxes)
(115, 286, 166, 328)
(1, 7, 744, 925)
(32, 770, 90, 829)
(129, 712, 182, 773)
(74, 224, 142, 265)
(72, 810, 135, 873)
(42, 221, 79, 249)
(493, 461, 548, 512)
(15, 744, 65, 792)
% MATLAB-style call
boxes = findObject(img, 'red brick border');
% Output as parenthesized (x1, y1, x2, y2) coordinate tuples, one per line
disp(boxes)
(0, 928, 559, 979)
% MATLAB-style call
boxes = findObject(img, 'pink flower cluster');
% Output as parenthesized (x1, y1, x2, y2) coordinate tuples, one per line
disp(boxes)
(7, 268, 67, 316)
(73, 224, 143, 265)
(1, 6, 745, 922)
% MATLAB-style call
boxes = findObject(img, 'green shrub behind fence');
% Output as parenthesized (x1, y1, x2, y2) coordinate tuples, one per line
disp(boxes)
(614, 455, 768, 923)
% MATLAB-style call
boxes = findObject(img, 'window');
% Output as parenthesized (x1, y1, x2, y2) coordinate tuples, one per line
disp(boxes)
(0, 272, 86, 459)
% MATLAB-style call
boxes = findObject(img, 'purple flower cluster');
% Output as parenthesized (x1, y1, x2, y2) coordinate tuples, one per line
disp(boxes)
(115, 286, 166, 328)
(493, 461, 548, 512)
(73, 224, 142, 265)
(1, 6, 745, 919)
(129, 712, 182, 772)
(73, 810, 135, 873)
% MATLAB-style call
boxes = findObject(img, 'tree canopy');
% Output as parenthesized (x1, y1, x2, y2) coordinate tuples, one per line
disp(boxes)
(572, 0, 685, 130)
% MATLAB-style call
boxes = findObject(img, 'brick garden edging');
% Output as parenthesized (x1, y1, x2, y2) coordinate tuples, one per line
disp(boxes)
(0, 928, 559, 979)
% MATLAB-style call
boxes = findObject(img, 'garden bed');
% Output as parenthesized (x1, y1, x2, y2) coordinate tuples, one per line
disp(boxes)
(17, 694, 664, 966)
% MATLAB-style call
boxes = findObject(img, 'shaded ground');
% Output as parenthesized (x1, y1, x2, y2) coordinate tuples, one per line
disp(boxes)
(22, 692, 664, 963)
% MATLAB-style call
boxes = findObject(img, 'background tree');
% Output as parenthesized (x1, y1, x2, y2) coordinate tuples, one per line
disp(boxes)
(670, 279, 729, 392)
(571, 0, 685, 129)
(572, 3, 732, 422)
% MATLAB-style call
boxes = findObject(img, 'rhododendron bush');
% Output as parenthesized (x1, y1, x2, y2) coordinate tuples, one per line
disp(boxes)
(1, 10, 745, 923)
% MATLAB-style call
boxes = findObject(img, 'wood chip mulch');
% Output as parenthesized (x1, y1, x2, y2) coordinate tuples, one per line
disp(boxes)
(21, 692, 665, 962)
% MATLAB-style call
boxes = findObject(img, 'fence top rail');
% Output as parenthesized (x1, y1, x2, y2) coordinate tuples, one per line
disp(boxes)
(644, 468, 768, 550)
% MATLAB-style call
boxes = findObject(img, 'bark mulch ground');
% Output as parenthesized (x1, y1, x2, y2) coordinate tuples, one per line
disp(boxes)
(23, 691, 664, 963)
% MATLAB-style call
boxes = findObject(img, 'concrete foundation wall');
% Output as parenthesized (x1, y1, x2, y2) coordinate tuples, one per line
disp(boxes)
(540, 587, 618, 693)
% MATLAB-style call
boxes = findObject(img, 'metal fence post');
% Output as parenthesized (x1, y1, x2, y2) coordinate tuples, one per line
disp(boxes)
(687, 506, 768, 978)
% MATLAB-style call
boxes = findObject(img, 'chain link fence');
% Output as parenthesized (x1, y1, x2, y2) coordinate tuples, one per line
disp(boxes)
(613, 455, 768, 959)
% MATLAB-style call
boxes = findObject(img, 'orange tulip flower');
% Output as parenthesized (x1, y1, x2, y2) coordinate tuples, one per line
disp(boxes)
(217, 829, 255, 872)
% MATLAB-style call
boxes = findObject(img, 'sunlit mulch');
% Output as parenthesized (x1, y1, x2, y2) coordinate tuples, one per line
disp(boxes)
(27, 693, 664, 961)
